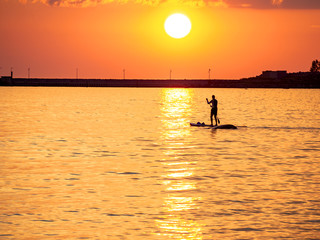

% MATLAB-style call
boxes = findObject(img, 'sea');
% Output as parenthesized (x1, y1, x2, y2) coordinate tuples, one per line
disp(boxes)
(0, 87, 320, 239)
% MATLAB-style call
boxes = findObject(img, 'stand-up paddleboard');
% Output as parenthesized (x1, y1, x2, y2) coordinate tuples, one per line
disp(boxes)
(190, 122, 237, 129)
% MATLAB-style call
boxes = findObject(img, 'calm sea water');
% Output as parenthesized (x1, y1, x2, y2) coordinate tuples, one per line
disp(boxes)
(0, 87, 320, 240)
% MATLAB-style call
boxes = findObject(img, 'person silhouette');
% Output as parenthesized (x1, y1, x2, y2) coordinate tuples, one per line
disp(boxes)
(206, 95, 218, 126)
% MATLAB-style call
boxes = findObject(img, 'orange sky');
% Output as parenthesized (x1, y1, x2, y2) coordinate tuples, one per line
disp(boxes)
(0, 0, 319, 79)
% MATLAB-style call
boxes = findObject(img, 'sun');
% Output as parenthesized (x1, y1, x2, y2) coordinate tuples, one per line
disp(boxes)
(164, 13, 192, 39)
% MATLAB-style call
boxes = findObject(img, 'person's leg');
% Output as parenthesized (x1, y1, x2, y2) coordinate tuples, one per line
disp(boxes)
(214, 114, 218, 126)
(210, 110, 213, 126)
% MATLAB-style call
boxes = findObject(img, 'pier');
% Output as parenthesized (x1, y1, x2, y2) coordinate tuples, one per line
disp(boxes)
(1, 72, 319, 88)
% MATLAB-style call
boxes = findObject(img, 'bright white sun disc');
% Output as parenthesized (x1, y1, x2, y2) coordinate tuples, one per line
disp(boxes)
(164, 13, 191, 39)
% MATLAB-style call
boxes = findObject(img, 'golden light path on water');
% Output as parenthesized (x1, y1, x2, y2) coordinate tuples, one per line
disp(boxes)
(156, 89, 203, 240)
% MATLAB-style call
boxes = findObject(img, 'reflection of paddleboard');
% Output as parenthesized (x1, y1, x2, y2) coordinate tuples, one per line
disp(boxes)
(190, 122, 237, 129)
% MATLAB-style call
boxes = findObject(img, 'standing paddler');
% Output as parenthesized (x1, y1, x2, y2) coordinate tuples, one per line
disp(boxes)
(206, 95, 218, 126)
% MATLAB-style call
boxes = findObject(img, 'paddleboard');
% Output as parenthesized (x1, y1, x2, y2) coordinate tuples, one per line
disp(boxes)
(190, 122, 237, 129)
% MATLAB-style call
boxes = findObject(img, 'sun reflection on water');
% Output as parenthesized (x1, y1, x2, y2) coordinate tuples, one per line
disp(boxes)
(156, 88, 203, 240)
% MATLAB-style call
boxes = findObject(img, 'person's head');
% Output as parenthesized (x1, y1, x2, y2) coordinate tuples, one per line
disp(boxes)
(212, 95, 215, 99)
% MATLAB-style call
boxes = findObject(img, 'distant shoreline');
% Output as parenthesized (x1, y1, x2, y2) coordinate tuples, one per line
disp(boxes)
(1, 72, 319, 88)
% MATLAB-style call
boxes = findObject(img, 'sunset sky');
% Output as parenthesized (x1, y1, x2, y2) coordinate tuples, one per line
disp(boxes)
(0, 0, 319, 79)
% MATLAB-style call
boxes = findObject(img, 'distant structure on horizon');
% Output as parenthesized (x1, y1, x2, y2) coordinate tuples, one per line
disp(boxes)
(260, 70, 287, 79)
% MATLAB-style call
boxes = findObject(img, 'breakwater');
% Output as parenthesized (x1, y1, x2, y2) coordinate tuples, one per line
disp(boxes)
(1, 78, 234, 88)
(1, 72, 319, 88)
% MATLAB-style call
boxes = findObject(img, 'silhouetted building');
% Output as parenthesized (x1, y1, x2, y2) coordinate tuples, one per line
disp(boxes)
(261, 70, 287, 79)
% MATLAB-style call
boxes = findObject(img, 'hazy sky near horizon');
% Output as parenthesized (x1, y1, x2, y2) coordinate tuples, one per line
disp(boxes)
(0, 0, 319, 79)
